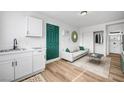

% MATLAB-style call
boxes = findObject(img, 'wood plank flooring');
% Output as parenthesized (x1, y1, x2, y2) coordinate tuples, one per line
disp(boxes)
(22, 54, 124, 82)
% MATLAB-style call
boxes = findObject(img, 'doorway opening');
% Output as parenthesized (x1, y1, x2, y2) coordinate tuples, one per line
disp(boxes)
(106, 23, 124, 55)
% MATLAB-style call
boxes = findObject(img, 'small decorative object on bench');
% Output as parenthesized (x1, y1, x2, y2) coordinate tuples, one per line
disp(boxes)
(66, 48, 70, 53)
(79, 46, 84, 50)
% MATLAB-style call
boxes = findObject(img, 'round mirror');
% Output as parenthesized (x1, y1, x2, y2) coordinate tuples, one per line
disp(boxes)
(71, 31, 78, 42)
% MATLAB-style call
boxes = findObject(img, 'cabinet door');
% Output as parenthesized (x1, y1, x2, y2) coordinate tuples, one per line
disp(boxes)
(15, 55, 32, 79)
(33, 54, 45, 72)
(121, 57, 124, 72)
(0, 60, 14, 82)
(27, 16, 42, 37)
(121, 55, 124, 73)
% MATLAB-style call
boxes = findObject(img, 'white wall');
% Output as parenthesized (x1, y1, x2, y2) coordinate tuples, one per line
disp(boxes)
(79, 19, 124, 56)
(0, 12, 45, 49)
(0, 11, 79, 57)
(79, 24, 106, 55)
(107, 23, 124, 32)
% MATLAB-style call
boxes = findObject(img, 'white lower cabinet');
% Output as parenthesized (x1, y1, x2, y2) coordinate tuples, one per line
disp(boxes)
(15, 54, 32, 79)
(33, 51, 46, 72)
(0, 51, 33, 81)
(0, 60, 14, 82)
(33, 54, 43, 72)
(0, 50, 46, 82)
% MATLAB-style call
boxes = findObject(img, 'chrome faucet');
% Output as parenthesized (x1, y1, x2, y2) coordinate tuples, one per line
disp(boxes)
(13, 38, 18, 50)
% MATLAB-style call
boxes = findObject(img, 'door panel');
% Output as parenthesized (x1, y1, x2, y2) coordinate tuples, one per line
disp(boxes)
(110, 35, 121, 54)
(0, 60, 14, 82)
(28, 16, 42, 36)
(33, 53, 45, 72)
(33, 54, 42, 72)
(46, 23, 59, 60)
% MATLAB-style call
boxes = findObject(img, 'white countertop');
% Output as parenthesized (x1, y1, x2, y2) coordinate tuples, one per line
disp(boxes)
(0, 47, 46, 56)
(0, 49, 34, 55)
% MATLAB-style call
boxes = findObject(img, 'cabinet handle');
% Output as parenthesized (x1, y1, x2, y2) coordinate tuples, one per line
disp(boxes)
(27, 31, 29, 34)
(12, 62, 14, 67)
(15, 61, 17, 66)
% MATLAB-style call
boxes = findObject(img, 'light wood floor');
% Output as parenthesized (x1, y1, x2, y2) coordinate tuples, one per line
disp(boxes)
(22, 54, 124, 82)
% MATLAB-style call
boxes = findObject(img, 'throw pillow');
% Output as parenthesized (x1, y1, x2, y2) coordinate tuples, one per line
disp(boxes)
(66, 48, 70, 52)
(79, 46, 84, 50)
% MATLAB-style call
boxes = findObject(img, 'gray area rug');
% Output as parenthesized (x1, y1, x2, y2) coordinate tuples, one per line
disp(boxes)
(71, 56, 111, 78)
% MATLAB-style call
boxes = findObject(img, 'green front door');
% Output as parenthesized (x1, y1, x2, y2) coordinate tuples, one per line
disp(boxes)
(46, 23, 59, 60)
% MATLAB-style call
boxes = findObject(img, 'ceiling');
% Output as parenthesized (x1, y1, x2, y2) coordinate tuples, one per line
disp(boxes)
(40, 11, 124, 28)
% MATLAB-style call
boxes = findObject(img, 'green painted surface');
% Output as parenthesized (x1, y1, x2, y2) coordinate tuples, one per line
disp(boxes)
(46, 23, 59, 60)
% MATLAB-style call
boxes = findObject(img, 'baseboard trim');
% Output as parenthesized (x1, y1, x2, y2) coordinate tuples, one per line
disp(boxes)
(13, 69, 45, 82)
(46, 57, 61, 64)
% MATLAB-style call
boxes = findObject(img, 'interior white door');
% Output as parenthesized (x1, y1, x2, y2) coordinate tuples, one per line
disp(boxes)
(0, 60, 14, 81)
(109, 35, 121, 54)
(15, 55, 32, 79)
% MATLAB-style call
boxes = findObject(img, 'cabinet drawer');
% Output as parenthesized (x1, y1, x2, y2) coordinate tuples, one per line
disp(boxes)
(33, 51, 45, 55)
(0, 55, 14, 62)
(0, 51, 32, 62)
(14, 52, 32, 58)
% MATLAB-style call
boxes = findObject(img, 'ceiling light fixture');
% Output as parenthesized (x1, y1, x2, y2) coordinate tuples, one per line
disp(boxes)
(80, 11, 88, 16)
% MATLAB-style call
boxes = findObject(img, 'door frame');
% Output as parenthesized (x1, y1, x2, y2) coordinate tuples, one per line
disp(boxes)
(106, 22, 124, 55)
